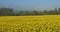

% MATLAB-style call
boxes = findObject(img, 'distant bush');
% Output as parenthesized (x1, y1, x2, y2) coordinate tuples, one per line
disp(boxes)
(0, 8, 60, 16)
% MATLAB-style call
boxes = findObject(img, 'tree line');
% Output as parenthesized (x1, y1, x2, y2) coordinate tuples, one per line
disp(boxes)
(0, 8, 60, 16)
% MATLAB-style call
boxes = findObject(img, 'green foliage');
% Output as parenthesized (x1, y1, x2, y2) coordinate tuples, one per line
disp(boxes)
(0, 8, 60, 16)
(0, 8, 14, 16)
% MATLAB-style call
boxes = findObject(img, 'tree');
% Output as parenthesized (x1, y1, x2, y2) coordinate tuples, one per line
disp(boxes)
(0, 8, 13, 16)
(24, 11, 29, 15)
(48, 10, 55, 15)
(43, 10, 48, 15)
(58, 8, 60, 14)
(55, 8, 58, 14)
(32, 10, 38, 15)
(20, 11, 24, 15)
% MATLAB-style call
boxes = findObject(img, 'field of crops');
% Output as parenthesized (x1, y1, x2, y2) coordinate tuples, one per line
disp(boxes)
(0, 15, 60, 32)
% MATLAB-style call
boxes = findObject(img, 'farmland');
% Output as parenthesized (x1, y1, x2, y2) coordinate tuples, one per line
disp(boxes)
(0, 15, 60, 32)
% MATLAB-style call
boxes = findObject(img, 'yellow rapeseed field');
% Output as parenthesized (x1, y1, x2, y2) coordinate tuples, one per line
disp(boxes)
(0, 15, 60, 32)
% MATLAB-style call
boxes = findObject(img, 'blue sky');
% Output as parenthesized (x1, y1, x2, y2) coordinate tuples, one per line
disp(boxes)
(0, 0, 60, 10)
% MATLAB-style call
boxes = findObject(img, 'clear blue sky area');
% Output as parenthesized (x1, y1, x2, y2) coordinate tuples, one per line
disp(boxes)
(0, 0, 60, 10)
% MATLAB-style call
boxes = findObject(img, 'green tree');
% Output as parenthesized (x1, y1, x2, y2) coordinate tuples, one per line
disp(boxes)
(32, 10, 39, 15)
(55, 8, 58, 14)
(58, 8, 60, 14)
(0, 8, 13, 16)
(43, 10, 48, 15)
(20, 11, 24, 15)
